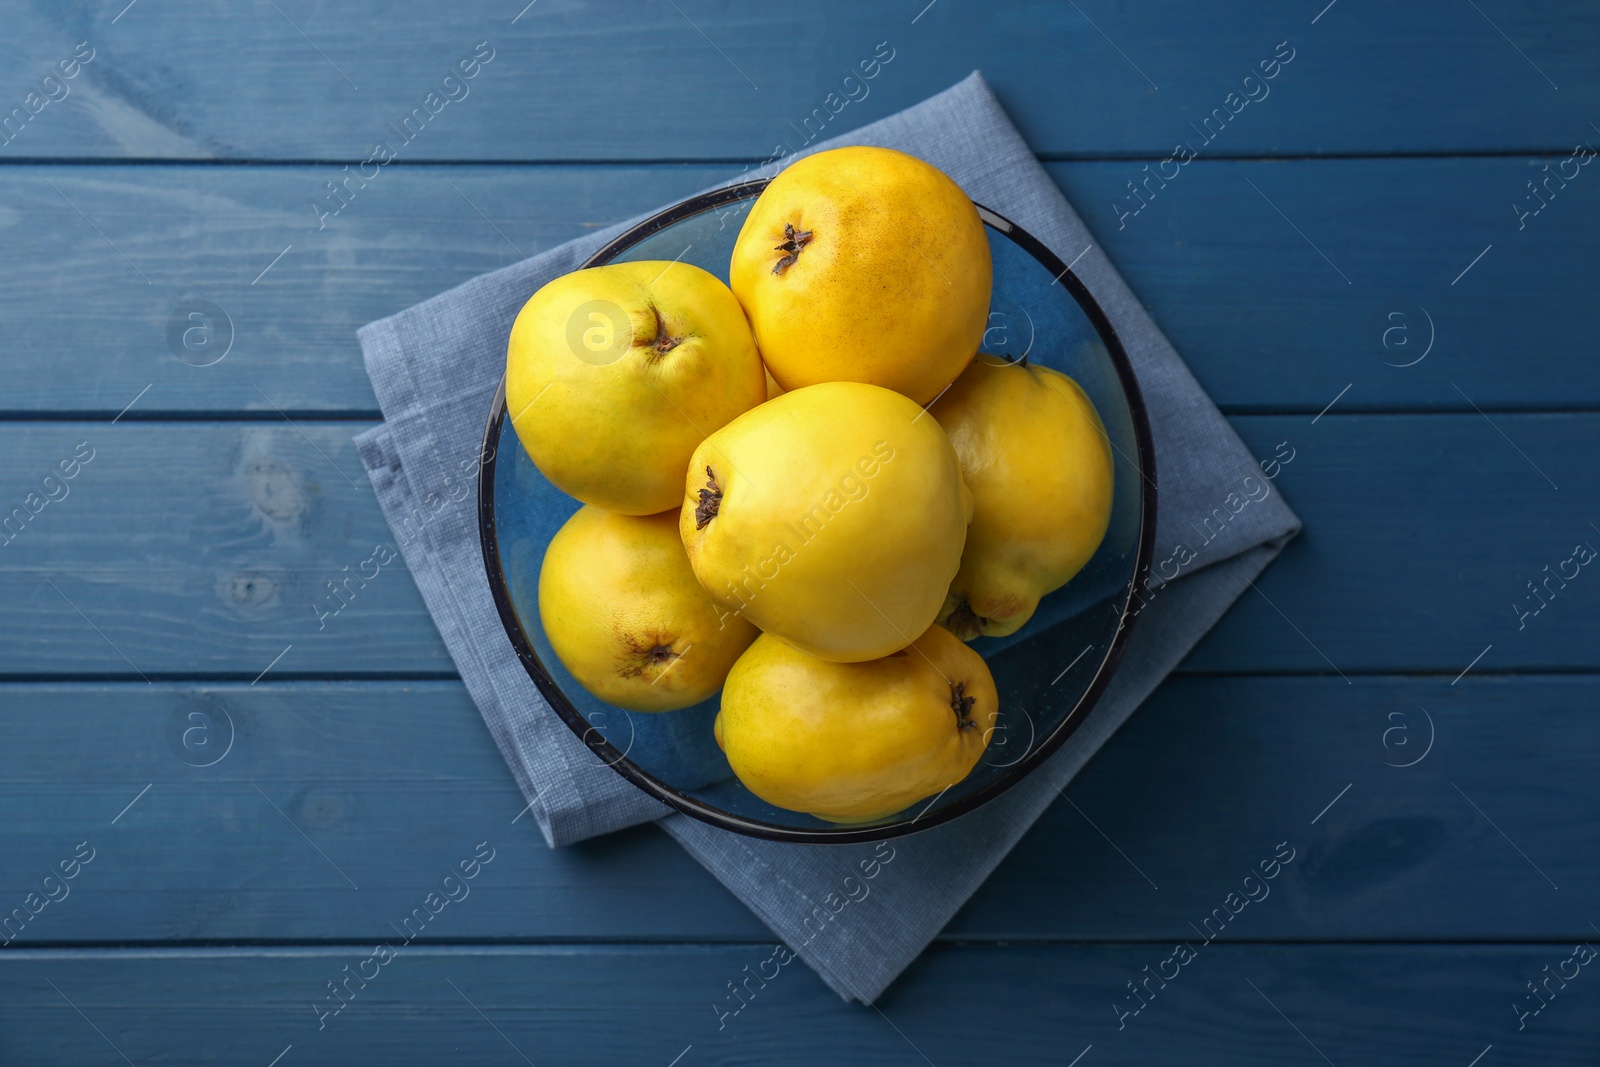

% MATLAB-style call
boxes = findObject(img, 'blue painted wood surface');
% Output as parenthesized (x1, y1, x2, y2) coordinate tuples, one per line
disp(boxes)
(1, 416, 1591, 676)
(2, 159, 1596, 414)
(3, 945, 1596, 1064)
(0, 2, 1593, 158)
(0, 677, 1594, 944)
(1, 1, 1596, 1063)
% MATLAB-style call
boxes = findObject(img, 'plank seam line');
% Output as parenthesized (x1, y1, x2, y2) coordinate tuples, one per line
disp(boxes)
(0, 148, 1588, 167)
(1, 938, 1592, 954)
(7, 407, 1600, 424)
(2, 669, 1597, 685)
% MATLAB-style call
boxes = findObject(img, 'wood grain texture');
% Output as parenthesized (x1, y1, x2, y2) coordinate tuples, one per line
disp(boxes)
(1194, 414, 1593, 674)
(0, 681, 765, 945)
(3, 943, 1594, 1065)
(0, 1, 1592, 160)
(0, 165, 727, 416)
(3, 5, 1594, 1057)
(0, 158, 1594, 414)
(0, 676, 1590, 945)
(0, 421, 452, 677)
(1054, 157, 1600, 413)
(0, 415, 1592, 676)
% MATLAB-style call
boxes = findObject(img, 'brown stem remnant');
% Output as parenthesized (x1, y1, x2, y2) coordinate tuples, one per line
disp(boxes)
(634, 304, 681, 357)
(694, 466, 722, 529)
(771, 223, 813, 275)
(616, 628, 683, 678)
(944, 597, 984, 642)
(949, 681, 978, 731)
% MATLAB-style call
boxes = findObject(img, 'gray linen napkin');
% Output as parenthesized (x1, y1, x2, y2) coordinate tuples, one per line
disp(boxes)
(354, 72, 1300, 1004)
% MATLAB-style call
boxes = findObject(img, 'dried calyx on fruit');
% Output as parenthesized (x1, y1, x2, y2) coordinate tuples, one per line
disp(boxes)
(771, 223, 813, 275)
(694, 467, 722, 529)
(638, 304, 681, 356)
(949, 680, 978, 732)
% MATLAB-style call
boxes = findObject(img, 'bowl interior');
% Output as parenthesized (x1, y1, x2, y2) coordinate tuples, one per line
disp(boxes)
(482, 185, 1154, 842)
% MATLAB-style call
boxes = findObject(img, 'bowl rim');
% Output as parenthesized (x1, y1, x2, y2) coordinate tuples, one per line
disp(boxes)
(477, 178, 1159, 844)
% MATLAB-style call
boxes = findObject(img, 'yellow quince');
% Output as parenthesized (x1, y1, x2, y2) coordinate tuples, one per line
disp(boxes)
(506, 260, 765, 515)
(729, 146, 991, 405)
(931, 354, 1114, 639)
(539, 505, 757, 712)
(679, 382, 971, 663)
(716, 625, 998, 823)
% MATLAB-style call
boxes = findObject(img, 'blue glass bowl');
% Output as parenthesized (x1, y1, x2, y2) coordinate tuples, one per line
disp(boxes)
(479, 181, 1157, 843)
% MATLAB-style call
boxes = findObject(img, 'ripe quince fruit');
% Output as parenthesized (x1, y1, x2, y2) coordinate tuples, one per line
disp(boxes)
(931, 354, 1114, 639)
(729, 146, 991, 405)
(506, 260, 765, 515)
(715, 625, 999, 823)
(679, 381, 971, 663)
(539, 505, 757, 712)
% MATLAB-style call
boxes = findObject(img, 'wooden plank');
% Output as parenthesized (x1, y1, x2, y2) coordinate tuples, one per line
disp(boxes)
(0, 415, 1593, 676)
(0, 2, 1593, 160)
(0, 158, 1596, 414)
(0, 165, 729, 417)
(0, 422, 452, 677)
(1, 676, 1593, 944)
(953, 674, 1594, 940)
(1, 943, 1593, 1064)
(0, 681, 766, 945)
(1050, 157, 1600, 413)
(1193, 414, 1595, 674)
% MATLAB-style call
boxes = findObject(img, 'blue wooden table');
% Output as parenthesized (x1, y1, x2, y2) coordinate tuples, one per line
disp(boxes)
(3, 2, 1598, 1063)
